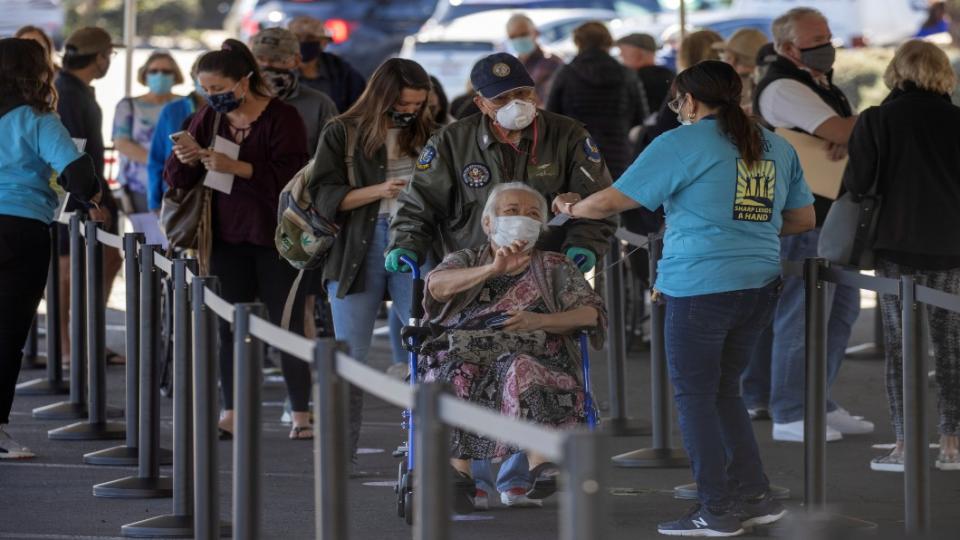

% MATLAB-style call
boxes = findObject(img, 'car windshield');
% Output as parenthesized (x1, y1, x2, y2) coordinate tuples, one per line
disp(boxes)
(434, 0, 662, 23)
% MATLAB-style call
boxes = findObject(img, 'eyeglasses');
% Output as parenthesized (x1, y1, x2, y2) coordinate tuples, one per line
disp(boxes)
(147, 69, 175, 75)
(667, 94, 686, 113)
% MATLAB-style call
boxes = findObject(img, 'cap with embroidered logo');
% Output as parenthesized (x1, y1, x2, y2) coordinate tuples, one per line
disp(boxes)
(470, 52, 535, 99)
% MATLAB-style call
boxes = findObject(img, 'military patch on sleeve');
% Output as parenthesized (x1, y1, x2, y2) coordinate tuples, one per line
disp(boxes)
(583, 137, 602, 164)
(416, 146, 436, 171)
(461, 162, 491, 188)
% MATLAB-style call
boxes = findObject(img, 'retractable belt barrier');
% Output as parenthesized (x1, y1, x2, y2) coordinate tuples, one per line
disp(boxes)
(60, 214, 610, 540)
(49, 214, 959, 538)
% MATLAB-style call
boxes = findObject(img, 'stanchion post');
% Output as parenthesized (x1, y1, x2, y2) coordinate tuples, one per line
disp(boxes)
(314, 339, 348, 540)
(613, 233, 687, 468)
(34, 213, 87, 420)
(561, 432, 609, 540)
(17, 226, 68, 394)
(48, 219, 125, 440)
(122, 258, 200, 537)
(234, 303, 265, 540)
(901, 275, 930, 534)
(413, 383, 450, 540)
(803, 257, 828, 509)
(92, 243, 172, 498)
(191, 277, 229, 539)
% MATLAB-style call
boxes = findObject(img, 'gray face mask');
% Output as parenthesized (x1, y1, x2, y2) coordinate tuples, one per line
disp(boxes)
(798, 42, 836, 74)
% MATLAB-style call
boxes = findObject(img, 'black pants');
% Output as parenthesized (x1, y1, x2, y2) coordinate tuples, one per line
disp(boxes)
(0, 215, 51, 424)
(209, 241, 310, 412)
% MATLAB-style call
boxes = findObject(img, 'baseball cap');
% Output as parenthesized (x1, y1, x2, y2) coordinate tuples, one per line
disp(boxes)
(64, 26, 118, 56)
(616, 33, 657, 53)
(755, 42, 778, 68)
(714, 28, 768, 67)
(470, 53, 535, 99)
(251, 27, 300, 59)
(288, 16, 333, 41)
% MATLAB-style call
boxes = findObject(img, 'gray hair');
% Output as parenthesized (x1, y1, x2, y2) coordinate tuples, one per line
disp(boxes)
(507, 13, 536, 32)
(772, 7, 827, 53)
(482, 182, 548, 225)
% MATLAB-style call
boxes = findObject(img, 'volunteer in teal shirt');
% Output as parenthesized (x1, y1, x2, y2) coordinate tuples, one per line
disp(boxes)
(553, 61, 815, 537)
(0, 38, 101, 460)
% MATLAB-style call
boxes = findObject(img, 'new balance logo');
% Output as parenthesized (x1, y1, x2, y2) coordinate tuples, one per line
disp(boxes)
(692, 517, 708, 528)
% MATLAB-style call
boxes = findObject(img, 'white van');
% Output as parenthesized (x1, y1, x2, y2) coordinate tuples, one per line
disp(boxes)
(732, 0, 927, 46)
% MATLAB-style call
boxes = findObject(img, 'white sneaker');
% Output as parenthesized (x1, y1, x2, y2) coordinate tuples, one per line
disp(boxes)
(500, 488, 543, 508)
(772, 420, 843, 443)
(827, 408, 874, 435)
(473, 489, 490, 511)
(0, 425, 35, 459)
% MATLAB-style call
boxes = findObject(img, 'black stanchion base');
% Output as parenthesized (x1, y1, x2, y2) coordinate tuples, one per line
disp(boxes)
(16, 377, 69, 395)
(93, 475, 173, 499)
(601, 416, 652, 437)
(121, 514, 232, 539)
(21, 354, 47, 370)
(48, 420, 125, 441)
(83, 445, 173, 466)
(845, 342, 883, 360)
(673, 482, 791, 501)
(612, 447, 689, 468)
(32, 400, 86, 420)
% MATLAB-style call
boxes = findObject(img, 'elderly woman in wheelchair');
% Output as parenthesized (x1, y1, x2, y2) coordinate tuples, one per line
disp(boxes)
(421, 182, 607, 505)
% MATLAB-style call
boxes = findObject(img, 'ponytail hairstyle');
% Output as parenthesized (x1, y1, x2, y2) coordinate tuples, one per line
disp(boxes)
(197, 39, 270, 98)
(674, 60, 763, 167)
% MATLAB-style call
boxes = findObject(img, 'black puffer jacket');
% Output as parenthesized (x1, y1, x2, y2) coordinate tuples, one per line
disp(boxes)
(546, 49, 641, 177)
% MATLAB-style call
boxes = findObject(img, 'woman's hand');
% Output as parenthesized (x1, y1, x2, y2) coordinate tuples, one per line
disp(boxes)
(199, 150, 238, 175)
(173, 143, 202, 166)
(502, 310, 544, 332)
(89, 206, 112, 230)
(378, 179, 408, 200)
(489, 240, 531, 276)
(551, 192, 582, 216)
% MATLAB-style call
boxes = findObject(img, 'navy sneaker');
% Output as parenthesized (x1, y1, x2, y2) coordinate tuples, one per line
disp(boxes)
(658, 505, 744, 537)
(735, 493, 787, 530)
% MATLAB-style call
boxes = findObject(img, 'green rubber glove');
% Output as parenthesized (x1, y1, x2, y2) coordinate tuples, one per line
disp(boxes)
(566, 247, 597, 273)
(385, 248, 418, 273)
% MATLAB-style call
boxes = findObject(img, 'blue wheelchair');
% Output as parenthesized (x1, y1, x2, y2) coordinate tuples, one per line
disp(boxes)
(393, 254, 598, 525)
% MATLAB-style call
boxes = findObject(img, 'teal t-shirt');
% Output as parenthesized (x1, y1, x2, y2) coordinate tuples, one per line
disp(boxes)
(613, 119, 814, 297)
(0, 105, 83, 224)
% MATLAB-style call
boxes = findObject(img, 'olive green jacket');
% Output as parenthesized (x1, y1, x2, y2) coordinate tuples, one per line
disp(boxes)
(387, 110, 616, 261)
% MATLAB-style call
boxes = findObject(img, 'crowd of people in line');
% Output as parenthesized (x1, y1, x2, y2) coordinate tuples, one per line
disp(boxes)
(2, 4, 960, 536)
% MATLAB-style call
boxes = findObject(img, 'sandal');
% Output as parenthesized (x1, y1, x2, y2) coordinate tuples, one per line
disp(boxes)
(526, 462, 560, 500)
(217, 428, 233, 441)
(105, 349, 126, 366)
(289, 425, 314, 440)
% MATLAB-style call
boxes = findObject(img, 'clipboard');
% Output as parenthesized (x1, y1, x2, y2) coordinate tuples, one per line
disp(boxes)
(774, 128, 847, 200)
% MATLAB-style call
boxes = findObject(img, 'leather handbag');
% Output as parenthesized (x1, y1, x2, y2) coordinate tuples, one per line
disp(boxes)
(817, 135, 882, 269)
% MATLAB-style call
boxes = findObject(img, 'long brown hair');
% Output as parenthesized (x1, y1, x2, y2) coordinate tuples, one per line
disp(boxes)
(337, 58, 433, 158)
(674, 60, 763, 167)
(197, 39, 270, 97)
(0, 38, 57, 113)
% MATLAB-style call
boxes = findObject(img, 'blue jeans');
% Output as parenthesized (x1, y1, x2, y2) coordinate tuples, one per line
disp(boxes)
(665, 280, 780, 510)
(760, 229, 860, 423)
(472, 453, 530, 494)
(328, 217, 416, 454)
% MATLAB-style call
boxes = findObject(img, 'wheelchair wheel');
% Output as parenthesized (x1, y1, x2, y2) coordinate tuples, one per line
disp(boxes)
(404, 491, 414, 526)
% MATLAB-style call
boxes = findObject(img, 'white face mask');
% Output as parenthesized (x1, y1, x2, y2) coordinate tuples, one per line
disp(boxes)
(676, 97, 694, 126)
(491, 215, 541, 250)
(495, 99, 537, 131)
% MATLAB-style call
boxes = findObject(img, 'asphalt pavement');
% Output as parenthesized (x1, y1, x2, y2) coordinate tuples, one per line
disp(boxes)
(2, 305, 959, 540)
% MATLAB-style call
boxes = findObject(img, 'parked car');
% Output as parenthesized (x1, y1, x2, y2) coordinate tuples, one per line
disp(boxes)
(233, 0, 438, 76)
(403, 0, 667, 102)
(0, 0, 64, 47)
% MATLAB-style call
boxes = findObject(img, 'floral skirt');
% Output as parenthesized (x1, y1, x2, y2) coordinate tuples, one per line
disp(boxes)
(426, 352, 585, 459)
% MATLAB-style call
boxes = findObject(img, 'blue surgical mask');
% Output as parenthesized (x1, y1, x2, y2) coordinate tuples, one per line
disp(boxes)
(146, 72, 174, 95)
(509, 36, 536, 56)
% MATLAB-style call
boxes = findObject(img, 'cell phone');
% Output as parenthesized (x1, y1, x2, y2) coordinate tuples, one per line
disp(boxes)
(485, 314, 511, 329)
(169, 130, 199, 148)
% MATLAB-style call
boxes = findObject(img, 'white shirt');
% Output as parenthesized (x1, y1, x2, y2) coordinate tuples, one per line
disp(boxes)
(757, 79, 839, 134)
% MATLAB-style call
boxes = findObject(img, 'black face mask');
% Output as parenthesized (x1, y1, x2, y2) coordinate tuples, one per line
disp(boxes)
(388, 109, 417, 128)
(300, 41, 321, 63)
(798, 42, 836, 74)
